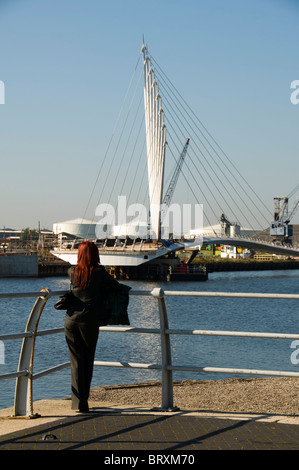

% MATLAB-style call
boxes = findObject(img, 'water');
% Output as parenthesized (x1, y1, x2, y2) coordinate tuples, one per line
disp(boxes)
(1, 270, 299, 410)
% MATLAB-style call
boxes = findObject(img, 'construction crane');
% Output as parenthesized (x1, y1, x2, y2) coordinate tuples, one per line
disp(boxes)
(270, 187, 299, 243)
(161, 138, 190, 224)
(220, 213, 232, 236)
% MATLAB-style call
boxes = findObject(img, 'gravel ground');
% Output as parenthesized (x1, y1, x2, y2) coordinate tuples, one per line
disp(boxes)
(89, 377, 299, 416)
(0, 377, 298, 436)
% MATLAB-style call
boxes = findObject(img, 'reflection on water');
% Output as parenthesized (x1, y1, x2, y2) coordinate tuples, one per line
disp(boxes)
(1, 270, 299, 409)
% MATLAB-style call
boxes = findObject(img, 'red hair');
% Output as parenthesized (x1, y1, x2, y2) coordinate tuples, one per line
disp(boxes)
(73, 241, 100, 290)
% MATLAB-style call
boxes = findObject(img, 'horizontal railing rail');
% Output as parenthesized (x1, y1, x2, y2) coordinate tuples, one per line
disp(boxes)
(0, 287, 299, 417)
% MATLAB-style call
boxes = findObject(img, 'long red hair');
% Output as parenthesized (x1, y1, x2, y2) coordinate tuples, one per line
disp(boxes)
(73, 241, 100, 290)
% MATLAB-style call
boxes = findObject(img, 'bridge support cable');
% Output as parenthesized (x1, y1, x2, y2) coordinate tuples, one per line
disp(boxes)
(157, 77, 268, 233)
(75, 53, 144, 239)
(108, 93, 144, 201)
(96, 67, 145, 214)
(151, 54, 272, 218)
(162, 93, 266, 233)
(162, 102, 260, 233)
(151, 55, 271, 231)
(165, 133, 222, 232)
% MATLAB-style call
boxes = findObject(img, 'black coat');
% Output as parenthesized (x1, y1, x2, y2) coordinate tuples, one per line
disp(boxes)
(67, 266, 130, 326)
(67, 266, 124, 325)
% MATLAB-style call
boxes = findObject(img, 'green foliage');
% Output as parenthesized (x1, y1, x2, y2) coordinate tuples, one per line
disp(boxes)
(20, 227, 39, 241)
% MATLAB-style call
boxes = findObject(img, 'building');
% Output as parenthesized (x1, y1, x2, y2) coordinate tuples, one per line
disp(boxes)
(188, 224, 258, 239)
(53, 218, 98, 241)
(0, 228, 22, 241)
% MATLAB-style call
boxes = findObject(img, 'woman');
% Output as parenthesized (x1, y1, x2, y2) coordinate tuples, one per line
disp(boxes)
(64, 241, 122, 412)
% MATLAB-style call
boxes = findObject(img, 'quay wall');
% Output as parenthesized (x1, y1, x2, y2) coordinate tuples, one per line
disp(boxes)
(203, 259, 299, 273)
(1, 256, 299, 278)
(0, 254, 38, 277)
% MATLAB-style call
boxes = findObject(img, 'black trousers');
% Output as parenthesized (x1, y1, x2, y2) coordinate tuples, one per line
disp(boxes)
(65, 316, 99, 410)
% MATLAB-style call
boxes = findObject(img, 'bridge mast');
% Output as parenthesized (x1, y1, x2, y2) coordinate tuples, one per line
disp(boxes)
(142, 40, 167, 241)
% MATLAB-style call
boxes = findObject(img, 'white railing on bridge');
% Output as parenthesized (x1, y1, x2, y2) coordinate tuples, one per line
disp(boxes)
(1, 288, 299, 417)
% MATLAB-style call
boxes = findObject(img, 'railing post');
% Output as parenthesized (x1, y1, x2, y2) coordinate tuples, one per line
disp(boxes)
(151, 288, 179, 411)
(14, 289, 50, 418)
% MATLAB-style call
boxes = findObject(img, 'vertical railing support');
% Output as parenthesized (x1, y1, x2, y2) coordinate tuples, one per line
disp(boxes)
(14, 289, 50, 418)
(151, 288, 179, 411)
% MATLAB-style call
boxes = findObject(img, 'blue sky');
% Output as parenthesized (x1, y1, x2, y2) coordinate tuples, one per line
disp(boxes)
(0, 0, 298, 230)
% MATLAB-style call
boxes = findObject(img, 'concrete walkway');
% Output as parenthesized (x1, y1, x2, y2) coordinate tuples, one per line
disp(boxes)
(0, 399, 298, 450)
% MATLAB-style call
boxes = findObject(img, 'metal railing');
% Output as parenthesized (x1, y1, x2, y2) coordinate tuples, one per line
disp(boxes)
(1, 287, 299, 417)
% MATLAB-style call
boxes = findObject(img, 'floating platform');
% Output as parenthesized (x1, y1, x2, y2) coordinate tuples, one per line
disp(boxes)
(38, 261, 70, 277)
(106, 262, 208, 282)
(167, 271, 208, 282)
